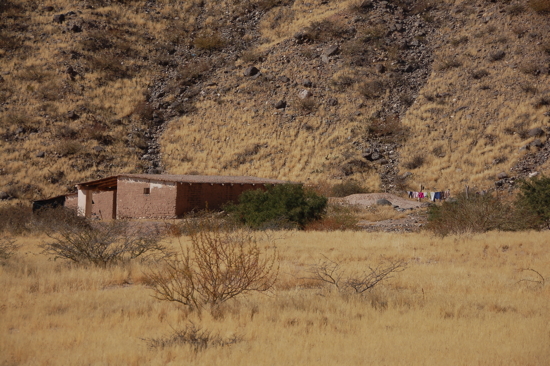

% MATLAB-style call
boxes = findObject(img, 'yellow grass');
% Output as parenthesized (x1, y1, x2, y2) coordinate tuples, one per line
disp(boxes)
(2, 230, 549, 365)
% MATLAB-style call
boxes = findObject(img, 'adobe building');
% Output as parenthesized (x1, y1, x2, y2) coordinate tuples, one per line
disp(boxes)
(74, 174, 288, 220)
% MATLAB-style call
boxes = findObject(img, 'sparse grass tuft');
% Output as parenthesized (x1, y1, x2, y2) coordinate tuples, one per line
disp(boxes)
(193, 32, 225, 51)
(358, 79, 385, 99)
(403, 155, 425, 170)
(471, 69, 490, 79)
(434, 58, 462, 71)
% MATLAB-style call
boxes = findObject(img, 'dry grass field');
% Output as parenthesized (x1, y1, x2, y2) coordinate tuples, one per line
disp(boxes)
(2, 230, 549, 365)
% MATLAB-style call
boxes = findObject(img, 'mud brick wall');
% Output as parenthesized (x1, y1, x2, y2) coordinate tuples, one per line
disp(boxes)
(64, 195, 78, 211)
(176, 183, 266, 215)
(91, 190, 116, 220)
(117, 178, 177, 219)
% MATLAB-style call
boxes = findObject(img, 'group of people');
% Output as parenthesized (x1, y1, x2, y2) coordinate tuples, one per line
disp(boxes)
(407, 190, 451, 202)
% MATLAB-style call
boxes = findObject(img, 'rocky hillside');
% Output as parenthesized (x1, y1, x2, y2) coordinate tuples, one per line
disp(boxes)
(0, 0, 549, 201)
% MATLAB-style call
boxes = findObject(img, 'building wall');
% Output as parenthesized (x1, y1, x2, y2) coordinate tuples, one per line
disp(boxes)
(175, 182, 265, 216)
(91, 191, 116, 220)
(116, 178, 177, 219)
(64, 194, 78, 211)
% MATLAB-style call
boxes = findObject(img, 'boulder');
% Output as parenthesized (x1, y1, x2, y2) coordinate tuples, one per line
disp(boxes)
(293, 31, 307, 44)
(69, 24, 82, 32)
(530, 139, 543, 148)
(274, 100, 287, 109)
(528, 127, 544, 137)
(278, 76, 290, 83)
(322, 45, 339, 57)
(497, 172, 508, 180)
(66, 66, 77, 78)
(368, 152, 381, 161)
(67, 110, 79, 120)
(36, 151, 45, 158)
(298, 89, 312, 99)
(302, 79, 312, 87)
(0, 191, 9, 200)
(53, 14, 65, 23)
(244, 66, 260, 77)
(327, 97, 338, 106)
(376, 199, 392, 206)
(375, 64, 386, 73)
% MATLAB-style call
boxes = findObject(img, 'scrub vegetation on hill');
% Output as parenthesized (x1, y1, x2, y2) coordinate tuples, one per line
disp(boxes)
(0, 0, 549, 202)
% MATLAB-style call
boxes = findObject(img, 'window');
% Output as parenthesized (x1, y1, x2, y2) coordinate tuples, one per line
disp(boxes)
(144, 188, 150, 194)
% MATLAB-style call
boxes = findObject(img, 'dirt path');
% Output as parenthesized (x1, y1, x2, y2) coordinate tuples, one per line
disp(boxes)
(331, 193, 429, 210)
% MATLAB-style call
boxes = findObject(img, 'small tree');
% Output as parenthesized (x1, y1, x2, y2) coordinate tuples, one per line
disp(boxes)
(40, 220, 166, 266)
(517, 175, 550, 228)
(225, 183, 328, 229)
(146, 217, 278, 311)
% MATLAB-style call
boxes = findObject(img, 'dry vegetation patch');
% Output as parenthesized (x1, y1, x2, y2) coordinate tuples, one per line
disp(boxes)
(2, 230, 548, 365)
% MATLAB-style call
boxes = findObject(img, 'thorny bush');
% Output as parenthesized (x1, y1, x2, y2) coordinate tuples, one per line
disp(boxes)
(146, 217, 278, 312)
(308, 256, 406, 293)
(40, 220, 167, 267)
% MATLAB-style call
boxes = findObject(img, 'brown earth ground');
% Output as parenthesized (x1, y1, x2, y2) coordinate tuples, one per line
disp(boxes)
(331, 193, 429, 232)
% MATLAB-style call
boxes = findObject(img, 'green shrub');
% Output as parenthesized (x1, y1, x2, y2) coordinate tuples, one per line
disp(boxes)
(516, 175, 550, 228)
(225, 184, 328, 229)
(426, 193, 531, 236)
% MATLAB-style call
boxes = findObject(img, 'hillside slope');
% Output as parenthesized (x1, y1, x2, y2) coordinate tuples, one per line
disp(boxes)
(0, 0, 549, 200)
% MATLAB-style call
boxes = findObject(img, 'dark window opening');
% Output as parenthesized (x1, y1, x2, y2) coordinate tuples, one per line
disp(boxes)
(144, 188, 150, 194)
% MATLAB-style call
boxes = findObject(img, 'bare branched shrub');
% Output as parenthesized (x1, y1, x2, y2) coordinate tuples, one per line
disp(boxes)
(0, 237, 19, 263)
(56, 140, 83, 157)
(308, 256, 406, 293)
(193, 32, 225, 51)
(296, 98, 317, 112)
(40, 221, 166, 267)
(471, 69, 490, 79)
(489, 50, 506, 61)
(507, 4, 525, 15)
(358, 79, 385, 99)
(146, 217, 278, 311)
(403, 154, 425, 169)
(449, 36, 469, 46)
(143, 322, 241, 352)
(435, 58, 462, 71)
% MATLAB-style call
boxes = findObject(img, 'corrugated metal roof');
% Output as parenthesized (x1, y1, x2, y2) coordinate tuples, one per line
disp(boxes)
(76, 174, 292, 189)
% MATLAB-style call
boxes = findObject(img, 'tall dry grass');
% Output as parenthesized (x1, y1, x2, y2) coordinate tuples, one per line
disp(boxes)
(1, 230, 549, 365)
